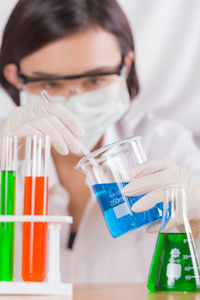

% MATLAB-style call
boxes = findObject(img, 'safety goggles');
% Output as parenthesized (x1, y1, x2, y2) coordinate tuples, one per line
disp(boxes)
(17, 55, 125, 96)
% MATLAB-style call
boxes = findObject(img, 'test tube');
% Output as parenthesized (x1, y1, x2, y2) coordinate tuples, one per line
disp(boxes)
(0, 136, 17, 281)
(21, 135, 50, 282)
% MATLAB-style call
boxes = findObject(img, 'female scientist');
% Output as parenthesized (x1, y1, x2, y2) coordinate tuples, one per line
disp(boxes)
(0, 0, 200, 282)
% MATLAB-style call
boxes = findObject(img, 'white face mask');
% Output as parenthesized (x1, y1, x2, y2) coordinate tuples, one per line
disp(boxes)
(20, 77, 130, 150)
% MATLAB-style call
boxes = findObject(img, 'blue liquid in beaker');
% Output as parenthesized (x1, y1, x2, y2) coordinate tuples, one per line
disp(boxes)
(92, 182, 163, 237)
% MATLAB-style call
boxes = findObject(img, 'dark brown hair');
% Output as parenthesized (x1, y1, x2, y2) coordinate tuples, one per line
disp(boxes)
(0, 0, 139, 105)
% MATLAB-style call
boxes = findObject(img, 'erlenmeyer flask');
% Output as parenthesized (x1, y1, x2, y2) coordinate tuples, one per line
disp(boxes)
(147, 187, 200, 292)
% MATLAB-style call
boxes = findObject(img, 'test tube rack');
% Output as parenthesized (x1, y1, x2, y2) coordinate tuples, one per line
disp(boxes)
(0, 215, 73, 296)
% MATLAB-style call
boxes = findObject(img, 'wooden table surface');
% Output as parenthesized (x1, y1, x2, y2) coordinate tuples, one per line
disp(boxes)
(0, 283, 200, 300)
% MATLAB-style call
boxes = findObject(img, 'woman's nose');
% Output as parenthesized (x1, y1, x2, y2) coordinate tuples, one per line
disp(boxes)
(67, 87, 81, 97)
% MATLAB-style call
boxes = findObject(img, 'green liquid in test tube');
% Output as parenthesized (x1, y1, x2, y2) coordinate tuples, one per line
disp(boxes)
(0, 171, 16, 281)
(0, 136, 17, 281)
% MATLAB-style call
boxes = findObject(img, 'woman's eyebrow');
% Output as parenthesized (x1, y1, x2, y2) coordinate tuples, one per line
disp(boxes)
(31, 64, 119, 77)
(82, 65, 119, 75)
(31, 71, 59, 77)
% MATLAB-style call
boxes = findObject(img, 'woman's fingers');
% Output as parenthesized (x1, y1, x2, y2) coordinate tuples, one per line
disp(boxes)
(123, 166, 179, 196)
(131, 188, 164, 212)
(44, 115, 81, 154)
(33, 103, 85, 137)
(2, 103, 85, 155)
(13, 118, 69, 155)
(130, 158, 176, 179)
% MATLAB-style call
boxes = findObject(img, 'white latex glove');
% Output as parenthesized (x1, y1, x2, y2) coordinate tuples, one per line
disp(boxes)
(122, 158, 200, 232)
(1, 103, 85, 155)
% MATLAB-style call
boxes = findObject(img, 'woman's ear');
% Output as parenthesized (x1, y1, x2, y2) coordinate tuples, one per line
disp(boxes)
(124, 51, 134, 78)
(3, 63, 23, 89)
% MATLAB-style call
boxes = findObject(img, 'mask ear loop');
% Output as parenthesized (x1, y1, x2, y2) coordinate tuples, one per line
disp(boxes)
(16, 78, 26, 96)
(119, 53, 129, 84)
(123, 64, 127, 75)
(117, 64, 128, 93)
(17, 64, 27, 92)
(17, 64, 49, 103)
(116, 53, 127, 84)
(17, 65, 37, 104)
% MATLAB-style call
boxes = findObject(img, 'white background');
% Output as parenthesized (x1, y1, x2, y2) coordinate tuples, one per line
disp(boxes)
(118, 0, 200, 146)
(1, 0, 200, 145)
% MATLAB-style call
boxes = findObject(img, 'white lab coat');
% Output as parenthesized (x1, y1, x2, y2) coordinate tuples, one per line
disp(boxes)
(1, 88, 200, 283)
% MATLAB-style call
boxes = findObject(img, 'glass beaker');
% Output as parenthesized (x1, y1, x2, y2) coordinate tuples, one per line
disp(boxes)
(147, 187, 200, 292)
(0, 136, 17, 281)
(75, 136, 163, 238)
(21, 135, 50, 282)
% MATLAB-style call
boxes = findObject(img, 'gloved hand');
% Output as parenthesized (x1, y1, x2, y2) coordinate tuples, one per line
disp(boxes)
(0, 103, 85, 155)
(122, 158, 200, 232)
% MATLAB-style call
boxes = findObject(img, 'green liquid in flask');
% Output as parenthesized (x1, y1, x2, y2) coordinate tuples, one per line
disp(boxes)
(147, 232, 200, 292)
(0, 171, 16, 281)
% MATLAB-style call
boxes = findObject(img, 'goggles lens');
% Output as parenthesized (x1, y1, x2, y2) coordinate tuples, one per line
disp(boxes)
(18, 56, 125, 96)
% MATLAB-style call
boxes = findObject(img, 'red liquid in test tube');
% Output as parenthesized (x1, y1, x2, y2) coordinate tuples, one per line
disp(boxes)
(21, 135, 50, 282)
(22, 176, 48, 281)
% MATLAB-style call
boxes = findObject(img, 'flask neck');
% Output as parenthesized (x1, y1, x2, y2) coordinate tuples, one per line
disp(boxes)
(160, 187, 189, 233)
